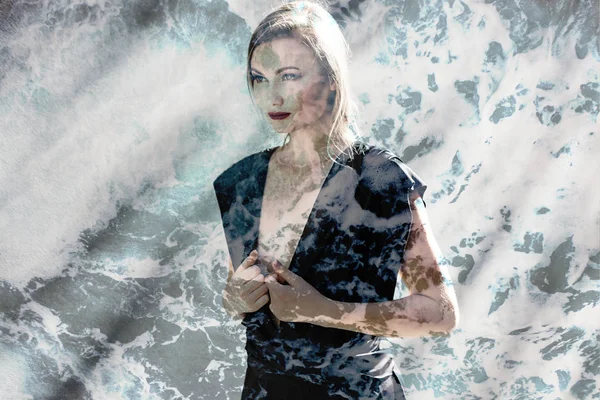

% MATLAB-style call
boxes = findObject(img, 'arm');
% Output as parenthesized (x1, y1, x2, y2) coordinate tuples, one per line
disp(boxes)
(311, 191, 460, 337)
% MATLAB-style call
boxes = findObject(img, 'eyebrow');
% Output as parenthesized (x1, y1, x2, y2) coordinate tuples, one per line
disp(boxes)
(250, 66, 300, 75)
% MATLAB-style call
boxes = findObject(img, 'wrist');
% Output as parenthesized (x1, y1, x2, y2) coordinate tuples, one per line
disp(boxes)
(311, 297, 343, 327)
(222, 292, 241, 316)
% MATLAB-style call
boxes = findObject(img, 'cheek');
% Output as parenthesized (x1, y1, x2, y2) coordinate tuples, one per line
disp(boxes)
(253, 87, 270, 108)
(303, 82, 328, 104)
(296, 83, 329, 113)
(252, 86, 264, 99)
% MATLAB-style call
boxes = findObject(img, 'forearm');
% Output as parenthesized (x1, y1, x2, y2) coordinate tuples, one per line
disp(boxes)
(311, 294, 456, 338)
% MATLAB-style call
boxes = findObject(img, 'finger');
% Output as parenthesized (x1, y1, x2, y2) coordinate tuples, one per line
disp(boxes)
(267, 270, 286, 284)
(241, 274, 265, 295)
(248, 283, 269, 303)
(264, 279, 281, 298)
(237, 265, 262, 281)
(273, 261, 297, 285)
(265, 274, 281, 287)
(275, 272, 286, 284)
(236, 250, 259, 274)
(240, 250, 259, 270)
(252, 294, 270, 310)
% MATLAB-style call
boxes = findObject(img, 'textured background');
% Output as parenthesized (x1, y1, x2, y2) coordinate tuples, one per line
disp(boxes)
(1, 0, 599, 399)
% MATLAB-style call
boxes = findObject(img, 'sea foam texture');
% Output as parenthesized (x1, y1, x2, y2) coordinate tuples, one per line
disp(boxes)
(0, 0, 598, 399)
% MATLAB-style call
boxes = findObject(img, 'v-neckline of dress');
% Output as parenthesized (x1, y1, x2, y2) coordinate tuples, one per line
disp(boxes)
(255, 143, 354, 275)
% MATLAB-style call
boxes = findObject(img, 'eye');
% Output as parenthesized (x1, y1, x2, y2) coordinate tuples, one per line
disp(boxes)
(251, 74, 266, 83)
(282, 73, 300, 81)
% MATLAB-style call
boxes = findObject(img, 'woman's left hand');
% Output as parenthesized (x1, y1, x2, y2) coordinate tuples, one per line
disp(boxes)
(264, 260, 331, 323)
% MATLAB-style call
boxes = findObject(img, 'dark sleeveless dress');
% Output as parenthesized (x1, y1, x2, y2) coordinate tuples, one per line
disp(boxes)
(213, 141, 427, 399)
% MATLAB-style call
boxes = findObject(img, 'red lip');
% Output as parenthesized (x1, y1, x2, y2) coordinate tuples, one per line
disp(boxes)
(268, 112, 291, 120)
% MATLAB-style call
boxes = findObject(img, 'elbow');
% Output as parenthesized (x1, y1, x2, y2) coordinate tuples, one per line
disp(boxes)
(433, 300, 459, 334)
(410, 294, 459, 336)
(441, 303, 460, 333)
(441, 314, 458, 333)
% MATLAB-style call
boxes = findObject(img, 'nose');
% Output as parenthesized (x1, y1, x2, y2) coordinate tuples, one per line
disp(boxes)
(271, 92, 283, 107)
(269, 82, 284, 106)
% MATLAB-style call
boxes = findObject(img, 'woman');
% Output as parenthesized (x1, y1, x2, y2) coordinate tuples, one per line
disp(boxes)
(213, 2, 460, 399)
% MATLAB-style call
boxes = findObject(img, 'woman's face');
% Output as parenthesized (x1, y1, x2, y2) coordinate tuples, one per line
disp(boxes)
(249, 36, 335, 134)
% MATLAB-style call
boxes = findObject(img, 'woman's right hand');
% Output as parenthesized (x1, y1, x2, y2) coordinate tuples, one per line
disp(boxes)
(222, 250, 270, 317)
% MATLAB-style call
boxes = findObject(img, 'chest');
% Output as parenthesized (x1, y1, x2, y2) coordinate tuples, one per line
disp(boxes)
(257, 165, 325, 272)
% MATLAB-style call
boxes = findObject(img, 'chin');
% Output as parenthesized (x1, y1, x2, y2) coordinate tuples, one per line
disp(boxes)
(269, 122, 292, 134)
(270, 127, 288, 134)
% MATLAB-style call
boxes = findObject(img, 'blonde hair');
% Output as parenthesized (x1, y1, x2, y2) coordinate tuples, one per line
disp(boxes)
(246, 1, 359, 161)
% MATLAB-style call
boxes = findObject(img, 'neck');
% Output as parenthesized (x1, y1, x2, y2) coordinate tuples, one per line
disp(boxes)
(278, 133, 330, 168)
(275, 112, 349, 171)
